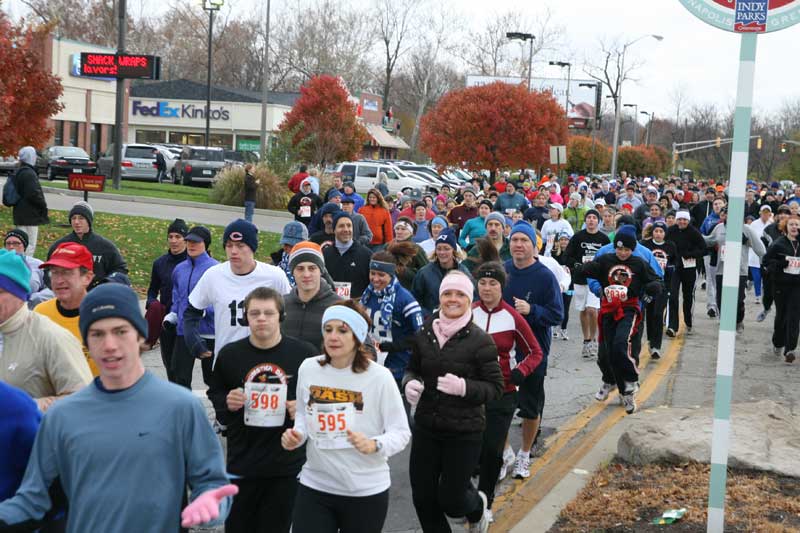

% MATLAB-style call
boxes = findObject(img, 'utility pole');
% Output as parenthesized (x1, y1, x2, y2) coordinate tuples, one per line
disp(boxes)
(204, 0, 224, 147)
(259, 0, 271, 161)
(506, 32, 536, 91)
(111, 0, 126, 190)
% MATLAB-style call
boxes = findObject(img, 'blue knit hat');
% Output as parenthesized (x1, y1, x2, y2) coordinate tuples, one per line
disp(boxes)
(223, 218, 259, 252)
(509, 220, 537, 244)
(434, 228, 457, 250)
(430, 216, 448, 229)
(617, 224, 637, 238)
(79, 284, 148, 346)
(0, 249, 30, 300)
(332, 211, 352, 229)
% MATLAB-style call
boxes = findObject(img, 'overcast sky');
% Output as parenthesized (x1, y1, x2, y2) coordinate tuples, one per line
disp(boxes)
(5, 0, 798, 120)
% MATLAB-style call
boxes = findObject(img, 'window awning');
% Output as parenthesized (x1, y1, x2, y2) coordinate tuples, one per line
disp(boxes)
(365, 123, 410, 150)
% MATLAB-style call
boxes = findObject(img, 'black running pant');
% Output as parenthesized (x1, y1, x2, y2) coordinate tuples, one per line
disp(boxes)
(171, 336, 213, 389)
(644, 289, 667, 351)
(292, 484, 388, 533)
(772, 283, 800, 353)
(601, 308, 640, 394)
(715, 274, 747, 325)
(410, 426, 484, 531)
(762, 265, 774, 312)
(478, 391, 517, 508)
(227, 476, 298, 533)
(668, 266, 696, 331)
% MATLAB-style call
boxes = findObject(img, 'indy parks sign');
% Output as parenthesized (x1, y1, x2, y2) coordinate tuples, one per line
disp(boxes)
(679, 0, 800, 32)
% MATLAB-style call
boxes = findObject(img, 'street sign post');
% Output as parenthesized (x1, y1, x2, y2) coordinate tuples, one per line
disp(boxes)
(68, 174, 106, 202)
(677, 1, 800, 532)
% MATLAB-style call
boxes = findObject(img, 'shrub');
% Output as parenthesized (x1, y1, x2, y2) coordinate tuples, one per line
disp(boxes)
(209, 164, 290, 210)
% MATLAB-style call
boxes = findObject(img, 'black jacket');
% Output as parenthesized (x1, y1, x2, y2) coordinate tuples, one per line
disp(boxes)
(322, 242, 372, 298)
(146, 249, 187, 310)
(11, 163, 49, 226)
(665, 224, 707, 269)
(764, 236, 800, 286)
(48, 231, 128, 288)
(403, 314, 503, 435)
(690, 200, 713, 229)
(244, 172, 257, 203)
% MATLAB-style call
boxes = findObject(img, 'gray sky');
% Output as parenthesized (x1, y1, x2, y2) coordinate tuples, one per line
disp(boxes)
(5, 0, 798, 120)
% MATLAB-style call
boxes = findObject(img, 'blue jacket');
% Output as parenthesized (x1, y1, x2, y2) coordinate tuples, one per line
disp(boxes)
(700, 212, 721, 236)
(171, 252, 218, 337)
(360, 280, 424, 380)
(340, 192, 365, 212)
(458, 216, 486, 249)
(0, 382, 40, 501)
(147, 249, 187, 310)
(503, 259, 563, 376)
(587, 243, 664, 298)
(412, 261, 475, 317)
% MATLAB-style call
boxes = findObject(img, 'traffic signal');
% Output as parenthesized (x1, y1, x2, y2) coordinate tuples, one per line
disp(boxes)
(715, 137, 721, 148)
(781, 143, 787, 153)
(756, 137, 762, 150)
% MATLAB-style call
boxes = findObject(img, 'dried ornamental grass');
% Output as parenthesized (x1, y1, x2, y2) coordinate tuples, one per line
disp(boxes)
(210, 165, 290, 210)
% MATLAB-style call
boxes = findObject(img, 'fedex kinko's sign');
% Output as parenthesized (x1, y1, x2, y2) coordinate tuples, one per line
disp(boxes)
(131, 100, 231, 121)
(678, 0, 800, 33)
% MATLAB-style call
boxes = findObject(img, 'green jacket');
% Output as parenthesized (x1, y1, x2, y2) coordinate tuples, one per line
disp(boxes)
(563, 206, 588, 233)
(462, 237, 510, 273)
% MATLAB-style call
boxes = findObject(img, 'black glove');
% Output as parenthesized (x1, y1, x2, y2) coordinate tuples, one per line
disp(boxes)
(644, 281, 663, 297)
(162, 320, 176, 332)
(510, 368, 526, 386)
(379, 341, 399, 353)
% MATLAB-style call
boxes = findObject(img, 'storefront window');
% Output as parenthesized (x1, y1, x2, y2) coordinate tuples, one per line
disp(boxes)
(236, 135, 261, 152)
(90, 124, 101, 159)
(53, 121, 64, 146)
(209, 133, 232, 149)
(69, 121, 80, 147)
(169, 132, 206, 146)
(136, 130, 167, 144)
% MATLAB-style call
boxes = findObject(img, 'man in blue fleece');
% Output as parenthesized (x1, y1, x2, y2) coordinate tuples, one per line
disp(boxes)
(0, 284, 237, 533)
(502, 221, 563, 480)
(0, 382, 40, 501)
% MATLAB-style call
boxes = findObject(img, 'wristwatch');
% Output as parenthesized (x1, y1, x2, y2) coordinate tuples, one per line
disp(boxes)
(374, 439, 383, 453)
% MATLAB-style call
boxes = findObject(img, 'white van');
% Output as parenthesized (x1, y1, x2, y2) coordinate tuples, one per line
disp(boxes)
(333, 161, 434, 196)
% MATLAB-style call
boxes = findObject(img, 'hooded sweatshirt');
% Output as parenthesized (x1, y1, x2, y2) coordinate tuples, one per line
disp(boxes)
(282, 279, 342, 350)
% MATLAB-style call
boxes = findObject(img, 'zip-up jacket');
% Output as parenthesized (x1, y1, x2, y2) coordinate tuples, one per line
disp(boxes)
(665, 223, 707, 269)
(764, 235, 800, 286)
(147, 249, 187, 310)
(282, 279, 341, 350)
(170, 252, 217, 337)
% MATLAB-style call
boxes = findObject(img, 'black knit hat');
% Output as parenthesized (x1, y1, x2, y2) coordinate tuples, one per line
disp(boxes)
(475, 261, 506, 286)
(5, 229, 29, 250)
(69, 201, 94, 228)
(167, 218, 189, 237)
(186, 226, 212, 250)
(79, 284, 148, 346)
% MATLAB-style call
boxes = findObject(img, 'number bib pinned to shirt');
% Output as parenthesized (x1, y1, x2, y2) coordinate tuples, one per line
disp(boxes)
(604, 284, 629, 304)
(244, 382, 287, 427)
(299, 205, 311, 218)
(334, 282, 352, 298)
(785, 256, 800, 275)
(681, 257, 696, 269)
(311, 402, 355, 449)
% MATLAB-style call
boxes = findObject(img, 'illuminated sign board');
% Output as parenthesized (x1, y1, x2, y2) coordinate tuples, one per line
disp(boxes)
(79, 53, 161, 80)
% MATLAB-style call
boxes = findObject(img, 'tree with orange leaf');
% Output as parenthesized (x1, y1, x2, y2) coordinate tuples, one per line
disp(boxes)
(566, 135, 610, 174)
(419, 82, 567, 174)
(0, 13, 63, 155)
(278, 75, 369, 166)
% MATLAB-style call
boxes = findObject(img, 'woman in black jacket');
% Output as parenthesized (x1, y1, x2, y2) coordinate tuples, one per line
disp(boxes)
(403, 270, 503, 533)
(763, 215, 800, 363)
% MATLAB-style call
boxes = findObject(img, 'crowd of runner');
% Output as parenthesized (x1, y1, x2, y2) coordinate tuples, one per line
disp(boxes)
(2, 159, 800, 532)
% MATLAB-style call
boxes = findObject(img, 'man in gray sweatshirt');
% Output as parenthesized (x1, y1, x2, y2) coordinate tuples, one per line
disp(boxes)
(0, 284, 237, 533)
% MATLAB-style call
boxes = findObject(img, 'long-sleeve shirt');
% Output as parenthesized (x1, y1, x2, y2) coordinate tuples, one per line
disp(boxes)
(147, 249, 187, 310)
(0, 382, 40, 501)
(0, 372, 232, 533)
(292, 357, 411, 497)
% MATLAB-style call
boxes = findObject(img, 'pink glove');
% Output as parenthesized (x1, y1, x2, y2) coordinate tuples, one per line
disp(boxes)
(404, 380, 425, 406)
(436, 373, 466, 397)
(181, 484, 239, 527)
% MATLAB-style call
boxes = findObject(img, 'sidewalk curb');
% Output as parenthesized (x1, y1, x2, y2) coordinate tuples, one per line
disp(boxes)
(40, 185, 290, 219)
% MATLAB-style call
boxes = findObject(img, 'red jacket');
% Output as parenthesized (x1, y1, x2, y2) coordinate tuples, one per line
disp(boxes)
(287, 171, 309, 193)
(472, 300, 543, 392)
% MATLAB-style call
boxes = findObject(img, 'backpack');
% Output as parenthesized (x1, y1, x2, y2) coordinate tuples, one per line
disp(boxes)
(2, 172, 21, 207)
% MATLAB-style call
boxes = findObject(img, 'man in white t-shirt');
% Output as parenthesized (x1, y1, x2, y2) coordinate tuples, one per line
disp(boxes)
(184, 219, 291, 364)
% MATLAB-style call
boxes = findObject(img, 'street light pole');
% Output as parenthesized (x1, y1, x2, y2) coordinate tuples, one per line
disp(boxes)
(259, 0, 271, 160)
(579, 81, 598, 175)
(549, 61, 572, 115)
(111, 0, 126, 190)
(203, 0, 224, 148)
(506, 32, 536, 91)
(623, 103, 639, 144)
(640, 110, 653, 146)
(609, 34, 663, 180)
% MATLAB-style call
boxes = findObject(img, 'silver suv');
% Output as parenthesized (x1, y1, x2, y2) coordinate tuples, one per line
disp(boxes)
(174, 146, 226, 186)
(96, 144, 158, 181)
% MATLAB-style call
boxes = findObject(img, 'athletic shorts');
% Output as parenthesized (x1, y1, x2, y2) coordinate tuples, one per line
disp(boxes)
(517, 373, 545, 419)
(573, 284, 600, 311)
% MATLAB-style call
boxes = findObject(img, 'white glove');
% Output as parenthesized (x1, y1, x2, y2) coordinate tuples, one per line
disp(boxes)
(163, 311, 178, 326)
(404, 380, 424, 406)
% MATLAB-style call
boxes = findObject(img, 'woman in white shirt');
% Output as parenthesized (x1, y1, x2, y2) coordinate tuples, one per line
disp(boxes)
(281, 301, 410, 533)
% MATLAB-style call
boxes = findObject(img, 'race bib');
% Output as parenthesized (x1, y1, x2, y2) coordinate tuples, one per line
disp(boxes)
(656, 257, 668, 270)
(784, 256, 800, 275)
(681, 257, 696, 269)
(582, 254, 594, 264)
(604, 284, 628, 303)
(299, 205, 311, 218)
(334, 282, 352, 298)
(719, 245, 726, 262)
(311, 402, 355, 449)
(244, 382, 287, 428)
(547, 234, 555, 247)
(505, 208, 515, 216)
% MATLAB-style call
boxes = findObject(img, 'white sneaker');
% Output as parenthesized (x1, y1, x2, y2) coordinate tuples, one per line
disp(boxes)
(560, 329, 569, 340)
(486, 509, 494, 524)
(512, 451, 531, 479)
(498, 446, 515, 481)
(755, 297, 761, 304)
(552, 329, 561, 339)
(622, 383, 639, 414)
(590, 340, 599, 356)
(467, 490, 490, 533)
(581, 342, 593, 358)
(595, 382, 614, 401)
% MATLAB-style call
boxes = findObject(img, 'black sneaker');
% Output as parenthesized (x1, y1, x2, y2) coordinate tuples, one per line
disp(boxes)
(665, 328, 676, 338)
(786, 351, 796, 364)
(651, 348, 661, 360)
(708, 308, 717, 318)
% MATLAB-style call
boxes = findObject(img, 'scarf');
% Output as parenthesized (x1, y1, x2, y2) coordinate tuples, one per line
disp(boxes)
(335, 239, 353, 254)
(361, 276, 398, 329)
(432, 310, 472, 348)
(277, 251, 295, 286)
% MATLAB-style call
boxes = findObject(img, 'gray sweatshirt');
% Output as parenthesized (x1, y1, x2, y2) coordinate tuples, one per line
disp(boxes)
(705, 221, 766, 276)
(0, 371, 231, 533)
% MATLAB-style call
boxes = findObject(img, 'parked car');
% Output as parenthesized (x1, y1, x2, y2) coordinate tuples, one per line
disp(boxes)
(148, 145, 180, 180)
(35, 146, 97, 180)
(333, 161, 434, 196)
(223, 149, 260, 169)
(174, 146, 226, 186)
(96, 143, 158, 181)
(0, 156, 18, 177)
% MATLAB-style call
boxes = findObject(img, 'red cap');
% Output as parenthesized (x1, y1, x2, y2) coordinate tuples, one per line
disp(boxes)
(622, 203, 634, 210)
(40, 242, 94, 271)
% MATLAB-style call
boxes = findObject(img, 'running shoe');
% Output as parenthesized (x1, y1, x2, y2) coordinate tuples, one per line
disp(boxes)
(774, 345, 783, 356)
(665, 328, 676, 338)
(467, 491, 490, 533)
(595, 382, 615, 401)
(786, 351, 796, 364)
(486, 509, 494, 524)
(498, 447, 516, 481)
(512, 451, 531, 479)
(650, 347, 661, 360)
(590, 340, 599, 357)
(708, 308, 718, 318)
(686, 326, 693, 335)
(552, 329, 561, 339)
(755, 297, 761, 305)
(622, 384, 639, 414)
(560, 329, 569, 341)
(581, 342, 593, 358)
(736, 322, 744, 334)
(757, 309, 770, 322)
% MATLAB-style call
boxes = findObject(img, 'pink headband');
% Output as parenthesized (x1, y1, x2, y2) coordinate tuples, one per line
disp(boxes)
(439, 272, 474, 302)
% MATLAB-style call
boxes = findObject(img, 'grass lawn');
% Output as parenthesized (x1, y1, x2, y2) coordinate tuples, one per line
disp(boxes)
(1, 208, 281, 296)
(43, 179, 213, 204)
